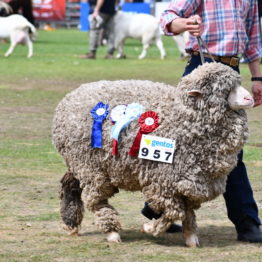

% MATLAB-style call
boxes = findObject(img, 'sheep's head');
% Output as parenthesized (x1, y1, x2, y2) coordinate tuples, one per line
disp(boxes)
(178, 62, 254, 112)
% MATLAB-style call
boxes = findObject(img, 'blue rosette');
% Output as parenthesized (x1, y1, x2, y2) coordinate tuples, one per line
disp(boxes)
(90, 102, 109, 148)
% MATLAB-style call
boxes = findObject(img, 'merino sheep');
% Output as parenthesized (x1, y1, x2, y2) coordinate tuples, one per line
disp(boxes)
(113, 11, 166, 59)
(0, 14, 36, 58)
(52, 63, 254, 247)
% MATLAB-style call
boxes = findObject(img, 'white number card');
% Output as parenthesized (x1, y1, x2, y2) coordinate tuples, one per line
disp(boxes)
(138, 134, 176, 164)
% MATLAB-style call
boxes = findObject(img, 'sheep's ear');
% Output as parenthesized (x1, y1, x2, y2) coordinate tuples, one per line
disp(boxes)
(187, 90, 202, 97)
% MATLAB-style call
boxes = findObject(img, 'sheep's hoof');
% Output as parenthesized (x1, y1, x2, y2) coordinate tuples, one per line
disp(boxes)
(116, 54, 127, 59)
(141, 221, 154, 234)
(185, 233, 200, 248)
(62, 225, 79, 236)
(107, 231, 121, 243)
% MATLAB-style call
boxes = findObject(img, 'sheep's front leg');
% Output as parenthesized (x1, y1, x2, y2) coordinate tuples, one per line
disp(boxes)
(155, 38, 166, 59)
(138, 43, 149, 59)
(182, 208, 199, 247)
(142, 217, 173, 236)
(116, 38, 126, 59)
(141, 198, 185, 236)
(4, 42, 17, 57)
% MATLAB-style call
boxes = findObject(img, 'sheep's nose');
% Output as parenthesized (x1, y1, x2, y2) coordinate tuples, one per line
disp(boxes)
(244, 96, 253, 101)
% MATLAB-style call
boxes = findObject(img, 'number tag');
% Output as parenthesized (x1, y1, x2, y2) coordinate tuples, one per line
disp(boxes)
(138, 134, 176, 164)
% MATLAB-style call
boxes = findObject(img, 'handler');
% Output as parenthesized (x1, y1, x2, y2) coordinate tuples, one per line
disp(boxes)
(142, 0, 262, 242)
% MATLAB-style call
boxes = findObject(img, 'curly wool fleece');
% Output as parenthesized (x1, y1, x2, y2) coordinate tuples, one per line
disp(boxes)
(52, 62, 249, 234)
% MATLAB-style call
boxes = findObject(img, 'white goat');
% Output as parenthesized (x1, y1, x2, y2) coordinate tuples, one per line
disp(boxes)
(113, 11, 166, 59)
(0, 14, 36, 58)
(173, 31, 190, 59)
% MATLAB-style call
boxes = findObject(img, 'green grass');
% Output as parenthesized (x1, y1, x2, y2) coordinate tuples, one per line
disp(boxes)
(0, 29, 261, 262)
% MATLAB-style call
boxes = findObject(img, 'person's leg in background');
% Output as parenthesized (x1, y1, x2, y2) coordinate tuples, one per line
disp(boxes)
(20, 0, 35, 25)
(7, 0, 19, 13)
(81, 14, 104, 59)
(103, 13, 115, 58)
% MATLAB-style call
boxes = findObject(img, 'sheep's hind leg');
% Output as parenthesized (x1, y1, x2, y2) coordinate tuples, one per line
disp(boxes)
(182, 208, 199, 247)
(24, 35, 33, 58)
(83, 180, 121, 243)
(92, 199, 122, 242)
(60, 172, 84, 236)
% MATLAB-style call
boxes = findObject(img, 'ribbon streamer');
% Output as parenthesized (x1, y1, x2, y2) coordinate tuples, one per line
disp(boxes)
(129, 111, 160, 157)
(90, 102, 109, 148)
(111, 103, 144, 155)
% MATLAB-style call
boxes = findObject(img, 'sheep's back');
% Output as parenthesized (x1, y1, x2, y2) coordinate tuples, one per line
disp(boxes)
(52, 78, 248, 201)
(52, 80, 177, 190)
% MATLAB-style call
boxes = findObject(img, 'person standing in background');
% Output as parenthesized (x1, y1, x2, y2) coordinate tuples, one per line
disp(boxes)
(81, 0, 116, 59)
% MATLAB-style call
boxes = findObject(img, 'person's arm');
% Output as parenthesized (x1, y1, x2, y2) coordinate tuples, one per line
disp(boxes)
(160, 0, 202, 36)
(168, 15, 202, 37)
(93, 0, 105, 18)
(248, 58, 262, 107)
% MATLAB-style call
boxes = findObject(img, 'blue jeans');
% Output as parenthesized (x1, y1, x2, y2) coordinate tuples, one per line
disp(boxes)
(184, 54, 261, 227)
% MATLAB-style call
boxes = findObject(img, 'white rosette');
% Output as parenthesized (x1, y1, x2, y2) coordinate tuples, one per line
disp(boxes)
(110, 104, 127, 123)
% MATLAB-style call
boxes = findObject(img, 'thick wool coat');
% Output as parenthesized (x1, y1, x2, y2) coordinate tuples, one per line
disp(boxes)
(52, 63, 248, 233)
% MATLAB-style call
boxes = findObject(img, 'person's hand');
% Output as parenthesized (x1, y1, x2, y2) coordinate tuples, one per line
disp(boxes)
(92, 9, 99, 19)
(168, 15, 202, 35)
(186, 15, 202, 37)
(252, 81, 262, 107)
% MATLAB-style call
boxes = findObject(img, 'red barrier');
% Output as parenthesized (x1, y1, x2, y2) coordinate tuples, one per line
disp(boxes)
(33, 0, 65, 21)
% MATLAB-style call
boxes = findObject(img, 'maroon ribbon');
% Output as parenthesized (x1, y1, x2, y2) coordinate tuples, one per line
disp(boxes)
(128, 111, 159, 157)
(112, 139, 118, 156)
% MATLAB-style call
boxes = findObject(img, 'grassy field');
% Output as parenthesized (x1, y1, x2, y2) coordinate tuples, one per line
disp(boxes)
(0, 29, 262, 262)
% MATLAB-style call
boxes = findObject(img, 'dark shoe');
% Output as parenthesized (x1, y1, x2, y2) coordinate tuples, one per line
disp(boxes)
(104, 53, 114, 59)
(166, 223, 182, 233)
(141, 202, 182, 233)
(80, 53, 96, 59)
(237, 217, 262, 243)
(141, 202, 161, 220)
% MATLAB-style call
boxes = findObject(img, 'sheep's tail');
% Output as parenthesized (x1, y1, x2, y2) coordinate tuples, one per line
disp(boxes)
(59, 172, 84, 235)
(26, 22, 37, 41)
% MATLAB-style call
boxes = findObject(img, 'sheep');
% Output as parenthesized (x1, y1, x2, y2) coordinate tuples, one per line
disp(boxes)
(0, 14, 36, 58)
(112, 11, 166, 59)
(52, 62, 254, 247)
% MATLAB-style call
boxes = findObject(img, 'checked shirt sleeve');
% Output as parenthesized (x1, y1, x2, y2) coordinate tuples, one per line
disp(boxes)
(160, 0, 201, 35)
(243, 0, 262, 62)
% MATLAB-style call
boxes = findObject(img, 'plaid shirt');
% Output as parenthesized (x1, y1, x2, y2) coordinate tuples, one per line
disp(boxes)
(160, 0, 262, 62)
